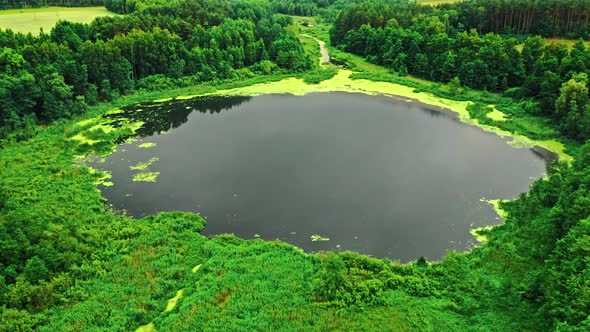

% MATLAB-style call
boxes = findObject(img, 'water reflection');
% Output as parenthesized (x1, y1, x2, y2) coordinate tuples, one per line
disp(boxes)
(92, 93, 549, 262)
(104, 95, 252, 137)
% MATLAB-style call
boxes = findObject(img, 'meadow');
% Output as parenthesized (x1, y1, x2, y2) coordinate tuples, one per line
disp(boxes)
(0, 6, 115, 34)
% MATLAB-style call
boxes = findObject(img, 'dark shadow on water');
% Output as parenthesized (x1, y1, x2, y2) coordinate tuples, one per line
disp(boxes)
(104, 95, 252, 140)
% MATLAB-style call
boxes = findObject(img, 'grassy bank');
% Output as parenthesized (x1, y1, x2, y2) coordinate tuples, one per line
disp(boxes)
(293, 16, 576, 161)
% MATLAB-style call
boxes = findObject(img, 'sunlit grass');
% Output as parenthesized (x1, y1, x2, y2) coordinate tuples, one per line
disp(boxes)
(0, 6, 116, 35)
(515, 37, 590, 52)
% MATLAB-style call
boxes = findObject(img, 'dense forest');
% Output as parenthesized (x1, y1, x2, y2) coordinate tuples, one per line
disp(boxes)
(0, 0, 312, 138)
(1, 0, 590, 331)
(332, 1, 590, 140)
(0, 0, 103, 10)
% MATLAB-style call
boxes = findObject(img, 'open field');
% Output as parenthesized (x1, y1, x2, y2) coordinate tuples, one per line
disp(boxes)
(0, 6, 115, 34)
(544, 37, 590, 48)
(515, 37, 590, 51)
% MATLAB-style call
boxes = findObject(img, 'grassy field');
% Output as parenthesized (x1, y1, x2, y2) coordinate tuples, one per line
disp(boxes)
(515, 37, 590, 51)
(0, 6, 115, 35)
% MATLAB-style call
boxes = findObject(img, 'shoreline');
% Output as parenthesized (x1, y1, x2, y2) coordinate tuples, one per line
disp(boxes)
(158, 69, 568, 163)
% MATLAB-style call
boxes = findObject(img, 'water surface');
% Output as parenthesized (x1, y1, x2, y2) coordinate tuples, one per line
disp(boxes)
(93, 93, 549, 261)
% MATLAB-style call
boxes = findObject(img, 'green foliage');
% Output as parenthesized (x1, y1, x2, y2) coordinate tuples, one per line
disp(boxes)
(1, 1, 590, 331)
(0, 0, 312, 138)
(555, 74, 590, 139)
(302, 67, 338, 84)
(333, 1, 590, 141)
(0, 0, 103, 10)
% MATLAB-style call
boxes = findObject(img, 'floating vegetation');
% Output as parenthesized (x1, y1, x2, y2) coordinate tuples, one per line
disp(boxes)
(67, 113, 145, 156)
(470, 226, 494, 244)
(135, 323, 155, 332)
(480, 198, 508, 219)
(138, 142, 157, 148)
(102, 181, 114, 187)
(486, 108, 508, 122)
(132, 172, 160, 182)
(90, 169, 111, 185)
(130, 157, 159, 171)
(165, 289, 183, 312)
(311, 234, 330, 241)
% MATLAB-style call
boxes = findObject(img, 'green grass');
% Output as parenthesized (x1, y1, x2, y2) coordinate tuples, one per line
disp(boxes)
(515, 37, 590, 52)
(0, 6, 116, 35)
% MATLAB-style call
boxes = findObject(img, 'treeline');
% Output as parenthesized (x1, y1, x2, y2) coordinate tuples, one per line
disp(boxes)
(332, 2, 590, 140)
(310, 141, 590, 330)
(0, 0, 312, 137)
(267, 0, 386, 18)
(331, 0, 590, 42)
(0, 0, 102, 10)
(443, 0, 590, 38)
(2, 104, 589, 330)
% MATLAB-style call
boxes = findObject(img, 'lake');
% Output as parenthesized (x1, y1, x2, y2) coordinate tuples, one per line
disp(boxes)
(91, 92, 550, 261)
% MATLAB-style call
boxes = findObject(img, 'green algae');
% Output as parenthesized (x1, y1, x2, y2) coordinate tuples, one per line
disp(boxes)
(102, 181, 114, 187)
(311, 234, 330, 241)
(165, 289, 183, 312)
(105, 108, 124, 115)
(153, 97, 173, 103)
(138, 142, 157, 148)
(209, 69, 569, 161)
(68, 114, 145, 156)
(470, 198, 509, 244)
(130, 158, 159, 171)
(135, 323, 155, 332)
(192, 264, 202, 273)
(109, 61, 569, 162)
(480, 198, 508, 219)
(132, 171, 160, 182)
(486, 107, 507, 122)
(90, 169, 111, 185)
(470, 226, 494, 244)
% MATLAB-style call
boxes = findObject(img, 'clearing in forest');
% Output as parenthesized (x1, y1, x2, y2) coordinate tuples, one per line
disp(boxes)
(0, 7, 115, 35)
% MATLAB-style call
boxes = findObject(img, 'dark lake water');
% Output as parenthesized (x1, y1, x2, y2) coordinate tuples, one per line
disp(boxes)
(92, 93, 550, 261)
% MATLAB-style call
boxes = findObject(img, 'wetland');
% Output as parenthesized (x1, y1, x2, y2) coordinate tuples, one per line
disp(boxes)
(90, 92, 550, 261)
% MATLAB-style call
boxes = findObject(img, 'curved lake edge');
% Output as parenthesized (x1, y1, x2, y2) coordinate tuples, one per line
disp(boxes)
(71, 69, 565, 261)
(156, 69, 568, 163)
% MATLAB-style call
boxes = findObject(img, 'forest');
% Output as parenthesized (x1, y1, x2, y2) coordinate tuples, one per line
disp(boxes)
(331, 0, 590, 140)
(1, 0, 590, 331)
(0, 0, 312, 138)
